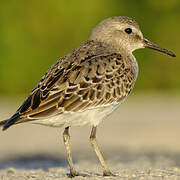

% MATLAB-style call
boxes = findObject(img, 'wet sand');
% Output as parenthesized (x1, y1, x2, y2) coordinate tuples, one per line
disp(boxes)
(0, 93, 180, 179)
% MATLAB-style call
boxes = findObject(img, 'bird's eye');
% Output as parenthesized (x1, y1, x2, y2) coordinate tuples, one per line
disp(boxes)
(125, 28, 132, 34)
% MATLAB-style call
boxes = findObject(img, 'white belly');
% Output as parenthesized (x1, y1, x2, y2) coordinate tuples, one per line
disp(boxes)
(33, 103, 120, 128)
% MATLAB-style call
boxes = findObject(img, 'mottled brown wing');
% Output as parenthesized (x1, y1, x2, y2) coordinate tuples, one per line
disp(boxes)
(3, 51, 135, 130)
(24, 52, 134, 116)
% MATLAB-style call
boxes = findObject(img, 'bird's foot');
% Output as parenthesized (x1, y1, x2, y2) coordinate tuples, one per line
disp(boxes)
(67, 170, 90, 178)
(103, 170, 116, 176)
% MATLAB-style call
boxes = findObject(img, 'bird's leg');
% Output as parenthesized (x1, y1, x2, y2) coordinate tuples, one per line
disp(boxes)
(63, 127, 76, 177)
(63, 127, 88, 177)
(90, 126, 115, 176)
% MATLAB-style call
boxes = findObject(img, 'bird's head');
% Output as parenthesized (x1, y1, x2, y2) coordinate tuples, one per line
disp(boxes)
(90, 16, 175, 57)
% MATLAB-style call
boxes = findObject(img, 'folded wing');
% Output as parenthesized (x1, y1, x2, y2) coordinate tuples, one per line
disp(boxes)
(2, 42, 134, 130)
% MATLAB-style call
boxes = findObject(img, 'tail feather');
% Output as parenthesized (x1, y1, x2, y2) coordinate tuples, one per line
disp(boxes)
(0, 119, 8, 127)
(2, 113, 20, 131)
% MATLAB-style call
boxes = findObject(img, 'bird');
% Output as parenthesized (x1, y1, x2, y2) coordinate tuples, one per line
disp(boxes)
(0, 16, 176, 177)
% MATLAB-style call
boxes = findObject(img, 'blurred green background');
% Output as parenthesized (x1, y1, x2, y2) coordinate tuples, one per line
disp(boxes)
(0, 0, 179, 96)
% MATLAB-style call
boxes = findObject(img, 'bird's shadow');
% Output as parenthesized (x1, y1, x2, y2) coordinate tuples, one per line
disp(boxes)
(1, 149, 180, 172)
(0, 154, 67, 171)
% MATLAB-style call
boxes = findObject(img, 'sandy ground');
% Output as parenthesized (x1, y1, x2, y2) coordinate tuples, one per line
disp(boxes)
(0, 93, 180, 179)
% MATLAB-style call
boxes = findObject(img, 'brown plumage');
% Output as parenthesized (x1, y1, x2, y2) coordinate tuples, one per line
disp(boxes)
(2, 40, 137, 129)
(1, 16, 175, 177)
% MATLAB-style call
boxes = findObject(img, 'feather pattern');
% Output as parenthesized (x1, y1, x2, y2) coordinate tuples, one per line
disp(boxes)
(2, 40, 138, 129)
